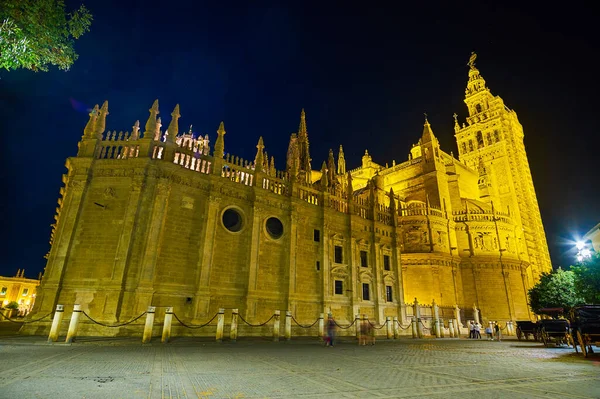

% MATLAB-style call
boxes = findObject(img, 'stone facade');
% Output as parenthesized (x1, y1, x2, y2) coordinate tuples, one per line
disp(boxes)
(0, 270, 40, 316)
(22, 56, 551, 336)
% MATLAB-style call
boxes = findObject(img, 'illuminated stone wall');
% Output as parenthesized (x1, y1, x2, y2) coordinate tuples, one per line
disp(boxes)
(22, 58, 549, 336)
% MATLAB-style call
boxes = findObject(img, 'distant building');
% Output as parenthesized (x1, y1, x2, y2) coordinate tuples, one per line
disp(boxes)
(0, 270, 40, 316)
(583, 223, 600, 253)
(23, 55, 551, 336)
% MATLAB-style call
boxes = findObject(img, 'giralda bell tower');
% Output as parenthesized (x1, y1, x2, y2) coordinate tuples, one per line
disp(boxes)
(454, 53, 552, 285)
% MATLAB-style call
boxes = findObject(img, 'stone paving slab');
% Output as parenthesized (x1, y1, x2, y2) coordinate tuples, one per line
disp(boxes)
(0, 336, 598, 398)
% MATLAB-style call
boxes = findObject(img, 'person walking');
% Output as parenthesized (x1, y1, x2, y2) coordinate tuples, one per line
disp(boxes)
(485, 325, 493, 340)
(325, 314, 336, 346)
(469, 321, 475, 339)
(494, 322, 501, 341)
(474, 322, 481, 339)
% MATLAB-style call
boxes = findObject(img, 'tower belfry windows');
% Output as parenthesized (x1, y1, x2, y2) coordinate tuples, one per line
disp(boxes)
(475, 104, 482, 113)
(476, 131, 484, 148)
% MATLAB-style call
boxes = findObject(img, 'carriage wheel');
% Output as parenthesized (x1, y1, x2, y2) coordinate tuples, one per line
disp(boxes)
(577, 331, 588, 357)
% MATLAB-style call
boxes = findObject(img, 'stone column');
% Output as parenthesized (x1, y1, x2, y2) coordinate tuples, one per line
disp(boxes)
(65, 304, 82, 344)
(216, 308, 225, 342)
(136, 179, 171, 314)
(230, 309, 239, 342)
(285, 310, 292, 341)
(245, 204, 263, 320)
(47, 304, 64, 343)
(386, 316, 392, 339)
(433, 299, 441, 338)
(393, 316, 399, 339)
(286, 213, 299, 316)
(414, 298, 423, 338)
(373, 242, 385, 324)
(142, 306, 155, 344)
(411, 317, 417, 338)
(161, 307, 173, 343)
(193, 193, 220, 319)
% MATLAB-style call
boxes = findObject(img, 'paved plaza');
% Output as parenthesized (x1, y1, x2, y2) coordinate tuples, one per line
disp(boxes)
(0, 328, 599, 399)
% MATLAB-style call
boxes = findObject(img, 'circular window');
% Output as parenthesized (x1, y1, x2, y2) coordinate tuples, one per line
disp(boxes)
(222, 208, 243, 232)
(265, 217, 284, 239)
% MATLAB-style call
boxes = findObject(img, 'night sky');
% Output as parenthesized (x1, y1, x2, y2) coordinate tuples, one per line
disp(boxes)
(1, 1, 598, 278)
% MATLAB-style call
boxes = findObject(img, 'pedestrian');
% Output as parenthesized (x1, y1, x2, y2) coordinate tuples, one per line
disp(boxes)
(474, 322, 481, 339)
(485, 325, 493, 340)
(359, 315, 368, 346)
(325, 314, 336, 346)
(469, 321, 475, 339)
(494, 322, 501, 341)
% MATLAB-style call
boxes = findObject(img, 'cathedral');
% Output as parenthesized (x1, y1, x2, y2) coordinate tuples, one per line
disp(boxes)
(22, 55, 551, 336)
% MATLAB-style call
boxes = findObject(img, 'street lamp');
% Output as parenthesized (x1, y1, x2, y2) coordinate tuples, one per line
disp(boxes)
(576, 241, 592, 263)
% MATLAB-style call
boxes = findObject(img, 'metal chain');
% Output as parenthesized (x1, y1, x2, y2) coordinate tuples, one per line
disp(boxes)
(395, 320, 412, 330)
(0, 310, 53, 324)
(419, 320, 431, 331)
(81, 311, 147, 327)
(368, 320, 387, 330)
(334, 318, 356, 329)
(172, 312, 218, 329)
(291, 316, 319, 328)
(237, 313, 275, 327)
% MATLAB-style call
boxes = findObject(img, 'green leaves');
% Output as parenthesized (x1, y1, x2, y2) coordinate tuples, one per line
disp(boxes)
(571, 252, 600, 304)
(0, 0, 93, 72)
(528, 268, 584, 315)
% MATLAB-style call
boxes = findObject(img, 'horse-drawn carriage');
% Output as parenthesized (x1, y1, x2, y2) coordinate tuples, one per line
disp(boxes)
(571, 305, 600, 357)
(515, 320, 539, 341)
(537, 319, 572, 347)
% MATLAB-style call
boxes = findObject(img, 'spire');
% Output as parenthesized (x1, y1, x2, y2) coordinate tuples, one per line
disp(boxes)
(254, 136, 265, 171)
(95, 101, 109, 137)
(296, 109, 311, 174)
(337, 145, 346, 175)
(465, 52, 487, 98)
(453, 113, 460, 133)
(263, 150, 269, 172)
(421, 114, 436, 144)
(214, 122, 226, 158)
(269, 156, 276, 177)
(286, 133, 299, 178)
(320, 161, 328, 188)
(188, 125, 193, 136)
(144, 99, 160, 139)
(298, 108, 307, 138)
(327, 149, 336, 184)
(83, 104, 99, 139)
(131, 120, 140, 140)
(166, 104, 180, 143)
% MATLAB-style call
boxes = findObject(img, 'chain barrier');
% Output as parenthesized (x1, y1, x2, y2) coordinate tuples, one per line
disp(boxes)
(81, 311, 147, 328)
(0, 310, 53, 324)
(419, 320, 431, 331)
(291, 316, 319, 328)
(334, 318, 356, 329)
(395, 320, 412, 330)
(237, 313, 275, 328)
(172, 312, 218, 329)
(367, 320, 387, 330)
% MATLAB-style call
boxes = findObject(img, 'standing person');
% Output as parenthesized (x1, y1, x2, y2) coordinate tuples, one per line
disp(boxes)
(485, 324, 493, 340)
(494, 322, 501, 341)
(469, 321, 475, 339)
(325, 314, 336, 347)
(474, 322, 481, 339)
(359, 315, 368, 346)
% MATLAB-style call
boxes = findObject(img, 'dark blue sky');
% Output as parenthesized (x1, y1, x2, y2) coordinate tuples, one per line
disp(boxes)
(1, 1, 598, 278)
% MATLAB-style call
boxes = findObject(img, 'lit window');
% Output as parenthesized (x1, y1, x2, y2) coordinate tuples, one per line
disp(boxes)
(386, 286, 393, 302)
(22, 288, 29, 296)
(362, 283, 370, 301)
(0, 287, 6, 296)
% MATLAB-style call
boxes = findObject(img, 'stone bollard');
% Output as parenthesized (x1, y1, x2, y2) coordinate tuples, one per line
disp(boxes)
(417, 318, 424, 338)
(393, 316, 399, 339)
(142, 306, 156, 344)
(230, 308, 238, 342)
(48, 304, 64, 343)
(355, 314, 361, 340)
(508, 321, 514, 336)
(432, 300, 441, 338)
(65, 304, 82, 344)
(273, 310, 280, 342)
(411, 317, 417, 338)
(285, 310, 292, 341)
(449, 319, 455, 338)
(318, 313, 325, 339)
(386, 317, 392, 339)
(216, 308, 225, 342)
(439, 318, 445, 338)
(161, 307, 173, 343)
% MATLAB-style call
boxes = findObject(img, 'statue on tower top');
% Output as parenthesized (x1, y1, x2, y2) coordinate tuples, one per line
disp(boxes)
(467, 52, 477, 69)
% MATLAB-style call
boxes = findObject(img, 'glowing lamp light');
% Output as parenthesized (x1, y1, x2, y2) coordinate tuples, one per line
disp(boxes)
(581, 249, 592, 258)
(576, 241, 585, 250)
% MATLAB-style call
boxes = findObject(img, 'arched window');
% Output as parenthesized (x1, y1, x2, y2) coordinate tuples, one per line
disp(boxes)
(486, 132, 492, 145)
(494, 130, 500, 142)
(462, 142, 467, 153)
(475, 104, 483, 113)
(476, 131, 484, 148)
(468, 140, 473, 151)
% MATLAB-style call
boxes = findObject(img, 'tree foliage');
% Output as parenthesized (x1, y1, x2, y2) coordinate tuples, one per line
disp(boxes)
(571, 251, 600, 304)
(528, 268, 584, 315)
(0, 0, 92, 72)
